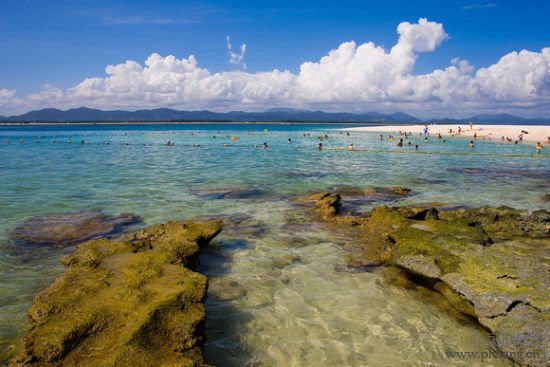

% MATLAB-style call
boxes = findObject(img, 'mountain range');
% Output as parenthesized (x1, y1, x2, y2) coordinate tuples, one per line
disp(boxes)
(0, 107, 549, 124)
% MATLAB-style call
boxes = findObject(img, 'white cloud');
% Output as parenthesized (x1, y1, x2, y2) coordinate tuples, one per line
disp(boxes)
(1, 18, 549, 117)
(462, 3, 497, 10)
(226, 36, 247, 69)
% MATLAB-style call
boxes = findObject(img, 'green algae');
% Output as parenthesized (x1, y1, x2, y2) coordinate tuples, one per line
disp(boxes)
(10, 219, 222, 367)
(298, 190, 550, 366)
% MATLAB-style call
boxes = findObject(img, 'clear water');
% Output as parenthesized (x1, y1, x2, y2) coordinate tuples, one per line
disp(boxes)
(1, 123, 549, 366)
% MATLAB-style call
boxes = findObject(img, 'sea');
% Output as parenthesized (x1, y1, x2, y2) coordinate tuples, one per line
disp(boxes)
(1, 123, 549, 366)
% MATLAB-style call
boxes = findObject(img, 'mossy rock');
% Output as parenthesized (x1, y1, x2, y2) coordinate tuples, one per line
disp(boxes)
(10, 219, 222, 367)
(297, 191, 550, 366)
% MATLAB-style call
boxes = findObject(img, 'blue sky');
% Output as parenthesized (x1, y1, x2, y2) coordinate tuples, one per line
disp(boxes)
(0, 0, 549, 116)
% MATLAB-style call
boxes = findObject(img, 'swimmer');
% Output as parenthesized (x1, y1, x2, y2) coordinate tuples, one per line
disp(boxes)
(263, 142, 269, 148)
(81, 140, 85, 144)
(415, 144, 418, 150)
(469, 140, 475, 149)
(318, 142, 323, 150)
(288, 138, 292, 144)
(397, 139, 403, 147)
(379, 134, 383, 141)
(535, 142, 543, 153)
(347, 143, 354, 150)
(346, 132, 350, 136)
(193, 144, 201, 147)
(223, 143, 230, 147)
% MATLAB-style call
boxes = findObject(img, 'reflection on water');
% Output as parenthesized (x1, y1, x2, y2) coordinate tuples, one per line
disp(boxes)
(1, 123, 546, 365)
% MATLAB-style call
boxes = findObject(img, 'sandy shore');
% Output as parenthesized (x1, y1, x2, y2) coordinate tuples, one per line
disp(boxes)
(345, 124, 550, 144)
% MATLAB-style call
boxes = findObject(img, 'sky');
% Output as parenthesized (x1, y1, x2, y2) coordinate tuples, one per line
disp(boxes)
(0, 0, 549, 118)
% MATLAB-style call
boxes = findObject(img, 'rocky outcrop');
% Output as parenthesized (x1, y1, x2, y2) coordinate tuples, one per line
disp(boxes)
(10, 210, 140, 247)
(10, 219, 222, 367)
(300, 192, 550, 366)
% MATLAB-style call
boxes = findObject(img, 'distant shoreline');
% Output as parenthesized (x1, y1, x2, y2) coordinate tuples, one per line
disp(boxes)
(345, 124, 550, 144)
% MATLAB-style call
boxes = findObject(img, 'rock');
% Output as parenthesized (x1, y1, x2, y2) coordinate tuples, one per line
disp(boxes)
(9, 210, 140, 247)
(294, 191, 342, 220)
(297, 193, 550, 366)
(438, 206, 549, 240)
(208, 278, 247, 301)
(396, 255, 442, 278)
(544, 194, 550, 201)
(329, 185, 366, 197)
(189, 185, 264, 199)
(363, 186, 412, 198)
(10, 219, 223, 367)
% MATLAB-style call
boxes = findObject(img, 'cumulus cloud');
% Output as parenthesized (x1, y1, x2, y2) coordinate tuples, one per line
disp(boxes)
(226, 36, 247, 69)
(1, 18, 549, 117)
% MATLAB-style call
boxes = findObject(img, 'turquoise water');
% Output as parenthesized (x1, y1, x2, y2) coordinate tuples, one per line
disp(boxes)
(1, 123, 549, 366)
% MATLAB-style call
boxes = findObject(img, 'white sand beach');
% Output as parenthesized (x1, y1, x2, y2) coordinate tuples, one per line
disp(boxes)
(345, 124, 550, 144)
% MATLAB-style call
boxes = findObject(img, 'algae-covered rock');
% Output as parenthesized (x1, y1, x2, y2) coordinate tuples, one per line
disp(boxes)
(10, 219, 222, 367)
(294, 191, 342, 220)
(438, 206, 549, 240)
(298, 191, 550, 366)
(10, 210, 141, 247)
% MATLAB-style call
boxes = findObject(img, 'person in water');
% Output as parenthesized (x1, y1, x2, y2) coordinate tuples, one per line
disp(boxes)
(347, 143, 354, 150)
(263, 142, 269, 148)
(397, 139, 403, 147)
(318, 142, 323, 150)
(535, 142, 543, 153)
(469, 140, 475, 149)
(288, 138, 292, 144)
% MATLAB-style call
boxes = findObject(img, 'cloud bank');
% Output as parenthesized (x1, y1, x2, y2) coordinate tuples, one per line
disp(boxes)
(1, 18, 549, 117)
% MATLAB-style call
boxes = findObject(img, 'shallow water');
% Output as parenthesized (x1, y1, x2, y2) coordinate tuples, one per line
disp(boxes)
(1, 123, 548, 365)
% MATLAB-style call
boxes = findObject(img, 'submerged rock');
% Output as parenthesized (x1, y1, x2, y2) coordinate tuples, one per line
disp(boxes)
(295, 186, 412, 216)
(189, 184, 264, 199)
(9, 210, 140, 247)
(299, 191, 550, 366)
(208, 277, 247, 301)
(10, 219, 222, 367)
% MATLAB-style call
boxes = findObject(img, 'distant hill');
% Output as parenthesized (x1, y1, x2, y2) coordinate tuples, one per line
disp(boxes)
(0, 107, 421, 123)
(0, 107, 548, 124)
